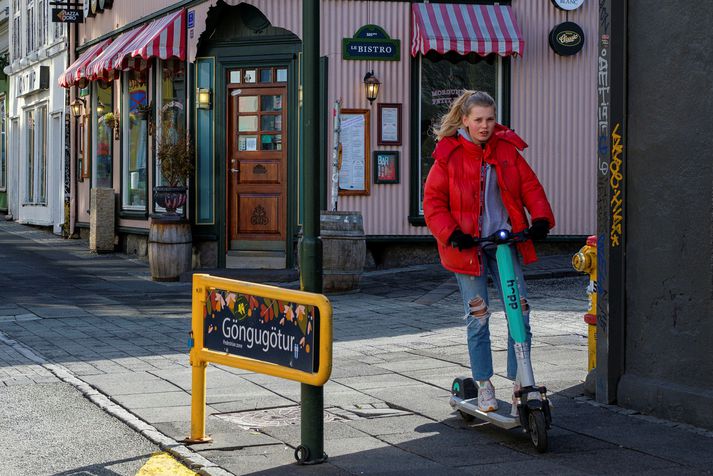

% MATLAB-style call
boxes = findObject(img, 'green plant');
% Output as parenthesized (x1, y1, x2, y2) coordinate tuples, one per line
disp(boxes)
(156, 123, 194, 187)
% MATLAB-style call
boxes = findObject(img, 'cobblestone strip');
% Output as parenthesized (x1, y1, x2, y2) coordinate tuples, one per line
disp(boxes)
(0, 329, 230, 476)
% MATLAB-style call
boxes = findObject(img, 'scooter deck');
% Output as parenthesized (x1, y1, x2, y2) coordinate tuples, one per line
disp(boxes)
(450, 396, 520, 430)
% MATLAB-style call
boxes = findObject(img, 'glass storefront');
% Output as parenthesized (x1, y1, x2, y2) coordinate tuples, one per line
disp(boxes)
(122, 69, 149, 210)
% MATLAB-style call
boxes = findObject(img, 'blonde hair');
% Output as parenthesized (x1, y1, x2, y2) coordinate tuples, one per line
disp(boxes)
(433, 90, 496, 141)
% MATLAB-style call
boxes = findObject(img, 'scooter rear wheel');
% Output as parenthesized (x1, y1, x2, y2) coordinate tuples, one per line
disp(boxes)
(528, 410, 548, 453)
(452, 377, 477, 422)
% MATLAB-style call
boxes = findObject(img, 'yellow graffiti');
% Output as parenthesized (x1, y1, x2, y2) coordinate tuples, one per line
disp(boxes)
(610, 123, 623, 247)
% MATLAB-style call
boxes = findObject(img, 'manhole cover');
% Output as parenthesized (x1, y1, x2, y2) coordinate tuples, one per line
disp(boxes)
(215, 406, 343, 430)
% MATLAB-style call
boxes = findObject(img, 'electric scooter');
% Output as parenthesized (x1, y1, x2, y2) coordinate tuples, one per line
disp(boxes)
(449, 229, 552, 453)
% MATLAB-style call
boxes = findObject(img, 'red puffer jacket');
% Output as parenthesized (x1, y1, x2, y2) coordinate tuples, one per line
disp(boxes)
(424, 124, 555, 276)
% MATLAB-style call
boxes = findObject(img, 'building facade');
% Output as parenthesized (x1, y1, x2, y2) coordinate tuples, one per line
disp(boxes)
(0, 0, 9, 215)
(4, 0, 67, 233)
(63, 0, 596, 268)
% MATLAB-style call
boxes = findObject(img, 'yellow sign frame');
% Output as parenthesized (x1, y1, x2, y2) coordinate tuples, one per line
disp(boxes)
(187, 274, 332, 443)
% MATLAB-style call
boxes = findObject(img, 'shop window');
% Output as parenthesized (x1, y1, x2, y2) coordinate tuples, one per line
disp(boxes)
(414, 55, 500, 218)
(0, 96, 6, 191)
(122, 70, 149, 211)
(92, 80, 114, 188)
(24, 104, 48, 204)
(155, 59, 186, 187)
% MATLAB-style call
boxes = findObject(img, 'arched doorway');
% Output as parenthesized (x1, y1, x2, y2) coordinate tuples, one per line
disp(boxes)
(196, 2, 301, 269)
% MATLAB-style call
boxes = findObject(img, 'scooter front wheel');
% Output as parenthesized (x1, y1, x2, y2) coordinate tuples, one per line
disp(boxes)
(528, 410, 548, 453)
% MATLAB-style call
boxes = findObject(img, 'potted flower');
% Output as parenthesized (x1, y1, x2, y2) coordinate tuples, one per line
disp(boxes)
(154, 122, 194, 216)
(149, 122, 195, 281)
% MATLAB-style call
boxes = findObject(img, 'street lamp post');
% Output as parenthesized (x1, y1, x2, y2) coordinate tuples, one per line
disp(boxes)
(299, 0, 325, 465)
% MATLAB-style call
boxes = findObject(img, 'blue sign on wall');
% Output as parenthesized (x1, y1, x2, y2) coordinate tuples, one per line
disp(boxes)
(343, 24, 400, 61)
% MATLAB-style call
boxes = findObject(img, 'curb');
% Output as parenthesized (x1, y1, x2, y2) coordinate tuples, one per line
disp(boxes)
(0, 330, 232, 476)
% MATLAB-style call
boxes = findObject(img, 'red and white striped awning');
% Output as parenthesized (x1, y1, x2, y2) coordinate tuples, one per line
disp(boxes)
(58, 39, 112, 88)
(86, 25, 148, 81)
(411, 3, 524, 58)
(126, 9, 186, 66)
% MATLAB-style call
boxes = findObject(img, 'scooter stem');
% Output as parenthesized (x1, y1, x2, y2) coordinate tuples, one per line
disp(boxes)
(495, 243, 535, 388)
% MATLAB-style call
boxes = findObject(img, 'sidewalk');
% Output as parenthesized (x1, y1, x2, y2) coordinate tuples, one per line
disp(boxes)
(1, 220, 712, 475)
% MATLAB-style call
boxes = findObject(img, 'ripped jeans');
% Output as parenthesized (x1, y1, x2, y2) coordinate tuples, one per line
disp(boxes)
(454, 245, 531, 382)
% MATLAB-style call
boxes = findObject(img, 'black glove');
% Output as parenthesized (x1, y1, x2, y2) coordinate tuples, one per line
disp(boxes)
(449, 230, 476, 250)
(527, 219, 550, 241)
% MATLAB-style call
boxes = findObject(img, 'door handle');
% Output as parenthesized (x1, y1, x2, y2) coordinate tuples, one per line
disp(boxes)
(231, 168, 240, 173)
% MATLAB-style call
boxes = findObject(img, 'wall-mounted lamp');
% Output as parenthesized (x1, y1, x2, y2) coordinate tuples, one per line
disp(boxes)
(197, 88, 212, 110)
(96, 101, 106, 116)
(363, 71, 381, 104)
(71, 98, 85, 118)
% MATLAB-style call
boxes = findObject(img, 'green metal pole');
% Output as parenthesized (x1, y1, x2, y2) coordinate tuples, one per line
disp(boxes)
(300, 0, 325, 464)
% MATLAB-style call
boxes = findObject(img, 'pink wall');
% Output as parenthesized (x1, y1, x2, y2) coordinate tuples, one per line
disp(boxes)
(511, 0, 597, 236)
(77, 0, 596, 237)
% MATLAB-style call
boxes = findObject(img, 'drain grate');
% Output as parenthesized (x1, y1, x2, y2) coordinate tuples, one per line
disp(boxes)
(215, 406, 343, 430)
(215, 402, 413, 430)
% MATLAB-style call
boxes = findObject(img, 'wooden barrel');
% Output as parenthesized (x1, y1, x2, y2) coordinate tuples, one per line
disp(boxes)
(320, 211, 366, 292)
(148, 219, 192, 282)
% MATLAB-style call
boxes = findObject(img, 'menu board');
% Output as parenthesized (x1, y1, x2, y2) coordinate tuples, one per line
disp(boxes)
(338, 109, 370, 196)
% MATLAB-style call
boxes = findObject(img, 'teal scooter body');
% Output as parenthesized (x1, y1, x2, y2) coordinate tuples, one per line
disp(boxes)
(449, 229, 552, 453)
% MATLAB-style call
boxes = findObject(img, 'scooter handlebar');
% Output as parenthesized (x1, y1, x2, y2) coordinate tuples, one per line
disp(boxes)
(473, 229, 529, 245)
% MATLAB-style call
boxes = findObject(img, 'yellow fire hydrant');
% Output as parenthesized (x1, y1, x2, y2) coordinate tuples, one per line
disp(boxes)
(572, 236, 597, 371)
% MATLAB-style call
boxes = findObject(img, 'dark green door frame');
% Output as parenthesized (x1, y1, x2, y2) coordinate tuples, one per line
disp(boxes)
(198, 41, 301, 268)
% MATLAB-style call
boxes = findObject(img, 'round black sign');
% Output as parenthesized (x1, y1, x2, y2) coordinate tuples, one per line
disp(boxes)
(548, 22, 585, 56)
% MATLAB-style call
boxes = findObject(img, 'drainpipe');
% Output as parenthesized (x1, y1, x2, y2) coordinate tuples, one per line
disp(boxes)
(69, 22, 77, 237)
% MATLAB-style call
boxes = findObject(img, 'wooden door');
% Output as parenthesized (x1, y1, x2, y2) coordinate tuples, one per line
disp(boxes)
(227, 85, 287, 249)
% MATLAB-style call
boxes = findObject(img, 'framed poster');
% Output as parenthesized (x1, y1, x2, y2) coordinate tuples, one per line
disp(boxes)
(338, 108, 370, 196)
(377, 103, 401, 146)
(374, 151, 399, 184)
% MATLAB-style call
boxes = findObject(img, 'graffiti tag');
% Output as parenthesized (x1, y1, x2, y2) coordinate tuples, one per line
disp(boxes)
(609, 123, 623, 247)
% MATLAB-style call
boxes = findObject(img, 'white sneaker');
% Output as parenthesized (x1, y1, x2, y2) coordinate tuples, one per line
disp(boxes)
(477, 380, 498, 412)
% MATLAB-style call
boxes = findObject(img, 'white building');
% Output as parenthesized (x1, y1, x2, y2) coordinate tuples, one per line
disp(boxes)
(3, 0, 67, 233)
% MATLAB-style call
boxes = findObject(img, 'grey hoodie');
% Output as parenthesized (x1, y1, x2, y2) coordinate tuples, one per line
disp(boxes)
(458, 128, 511, 238)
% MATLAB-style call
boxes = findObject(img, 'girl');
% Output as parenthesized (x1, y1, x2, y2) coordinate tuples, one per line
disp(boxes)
(424, 90, 554, 413)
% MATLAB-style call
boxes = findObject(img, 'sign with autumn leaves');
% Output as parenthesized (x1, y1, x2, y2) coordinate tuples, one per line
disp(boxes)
(203, 288, 318, 373)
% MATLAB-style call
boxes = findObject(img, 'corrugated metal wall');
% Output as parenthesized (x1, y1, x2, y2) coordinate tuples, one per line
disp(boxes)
(78, 0, 596, 237)
(321, 1, 417, 235)
(511, 1, 597, 236)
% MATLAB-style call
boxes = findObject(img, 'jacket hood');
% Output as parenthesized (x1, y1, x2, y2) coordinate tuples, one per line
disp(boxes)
(493, 123, 528, 151)
(432, 123, 527, 164)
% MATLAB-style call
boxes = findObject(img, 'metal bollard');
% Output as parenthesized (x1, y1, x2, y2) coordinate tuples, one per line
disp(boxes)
(572, 236, 597, 371)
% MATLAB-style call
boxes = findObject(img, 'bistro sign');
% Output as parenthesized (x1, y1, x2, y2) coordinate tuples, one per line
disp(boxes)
(343, 24, 400, 61)
(549, 21, 585, 56)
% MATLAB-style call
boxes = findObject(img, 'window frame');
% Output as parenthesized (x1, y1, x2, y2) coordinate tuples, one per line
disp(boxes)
(27, 0, 36, 53)
(12, 2, 22, 61)
(154, 59, 187, 189)
(23, 102, 48, 205)
(121, 70, 151, 214)
(91, 81, 115, 188)
(408, 53, 510, 226)
(0, 95, 6, 191)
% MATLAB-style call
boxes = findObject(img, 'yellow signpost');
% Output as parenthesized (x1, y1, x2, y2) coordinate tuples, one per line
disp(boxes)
(186, 274, 332, 444)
